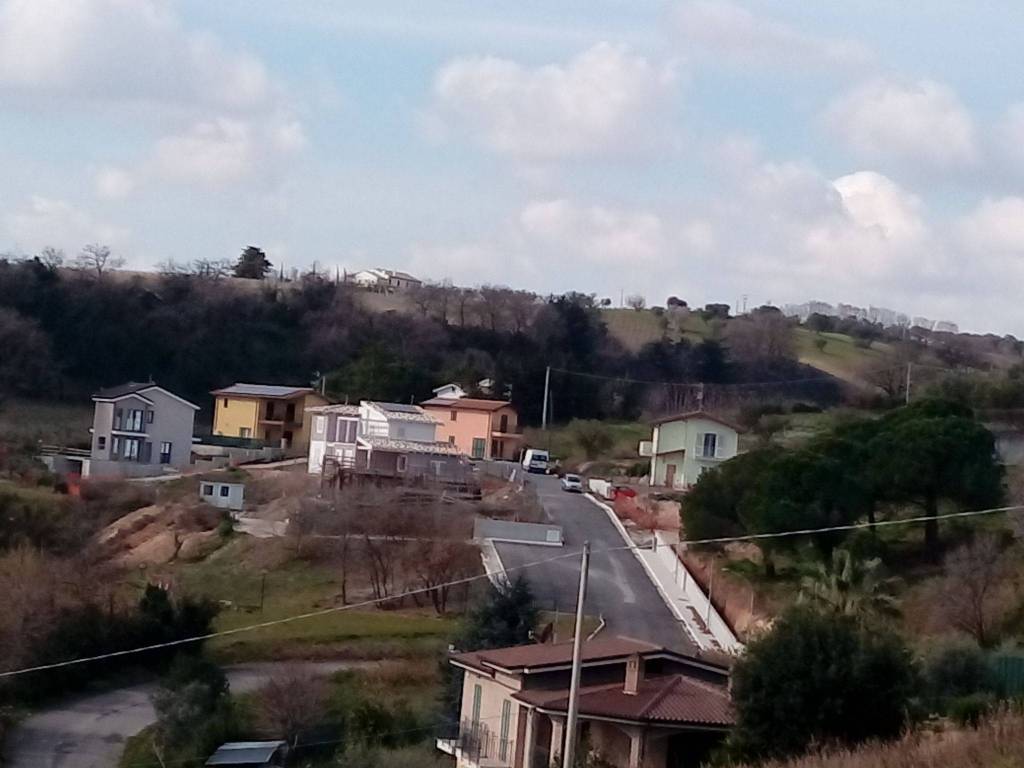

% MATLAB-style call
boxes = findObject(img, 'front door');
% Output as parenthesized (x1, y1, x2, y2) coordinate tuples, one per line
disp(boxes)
(664, 463, 677, 488)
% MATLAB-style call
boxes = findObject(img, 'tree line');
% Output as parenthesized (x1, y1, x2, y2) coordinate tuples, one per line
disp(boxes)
(0, 250, 839, 426)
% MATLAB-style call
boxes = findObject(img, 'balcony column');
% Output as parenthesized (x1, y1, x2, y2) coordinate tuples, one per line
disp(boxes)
(516, 706, 536, 768)
(549, 715, 566, 764)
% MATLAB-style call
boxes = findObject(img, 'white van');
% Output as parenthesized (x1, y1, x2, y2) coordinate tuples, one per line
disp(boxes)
(522, 448, 550, 474)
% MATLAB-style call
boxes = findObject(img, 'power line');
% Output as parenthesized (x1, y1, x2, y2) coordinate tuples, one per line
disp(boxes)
(2, 502, 1021, 680)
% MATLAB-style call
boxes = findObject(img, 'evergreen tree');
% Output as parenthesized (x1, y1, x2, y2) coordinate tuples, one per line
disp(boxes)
(233, 246, 272, 279)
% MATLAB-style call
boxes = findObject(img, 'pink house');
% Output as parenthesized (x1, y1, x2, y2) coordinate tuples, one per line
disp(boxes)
(420, 396, 523, 461)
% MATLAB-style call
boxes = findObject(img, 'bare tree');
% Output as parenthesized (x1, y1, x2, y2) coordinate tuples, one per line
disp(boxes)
(453, 287, 476, 327)
(38, 246, 65, 269)
(403, 539, 479, 615)
(255, 665, 330, 747)
(72, 243, 124, 279)
(508, 289, 539, 333)
(192, 258, 232, 281)
(477, 285, 513, 331)
(724, 311, 795, 361)
(625, 294, 646, 311)
(942, 534, 1010, 647)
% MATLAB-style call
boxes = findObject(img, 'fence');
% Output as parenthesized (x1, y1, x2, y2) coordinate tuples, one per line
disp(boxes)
(993, 654, 1024, 696)
(652, 531, 742, 652)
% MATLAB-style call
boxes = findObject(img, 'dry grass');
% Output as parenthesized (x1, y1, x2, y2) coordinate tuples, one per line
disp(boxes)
(741, 709, 1024, 768)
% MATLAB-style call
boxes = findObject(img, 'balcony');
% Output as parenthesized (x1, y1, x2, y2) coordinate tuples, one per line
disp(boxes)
(491, 424, 524, 438)
(436, 720, 514, 768)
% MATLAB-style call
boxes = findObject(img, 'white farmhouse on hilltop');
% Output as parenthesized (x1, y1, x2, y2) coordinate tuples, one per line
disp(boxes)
(348, 268, 422, 292)
(641, 411, 740, 490)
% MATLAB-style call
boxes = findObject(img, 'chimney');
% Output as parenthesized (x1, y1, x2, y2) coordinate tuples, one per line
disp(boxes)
(624, 653, 644, 695)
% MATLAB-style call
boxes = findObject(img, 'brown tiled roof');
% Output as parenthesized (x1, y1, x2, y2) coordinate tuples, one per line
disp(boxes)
(514, 674, 734, 727)
(650, 410, 742, 432)
(358, 435, 462, 456)
(420, 397, 513, 412)
(452, 637, 660, 673)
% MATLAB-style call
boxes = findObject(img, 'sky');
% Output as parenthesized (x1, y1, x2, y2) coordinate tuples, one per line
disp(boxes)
(2, 1, 1024, 335)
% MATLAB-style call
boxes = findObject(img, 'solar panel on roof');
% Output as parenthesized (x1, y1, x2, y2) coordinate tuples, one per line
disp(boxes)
(379, 403, 420, 413)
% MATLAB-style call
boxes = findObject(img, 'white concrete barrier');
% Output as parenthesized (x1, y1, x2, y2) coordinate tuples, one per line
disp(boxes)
(652, 531, 742, 652)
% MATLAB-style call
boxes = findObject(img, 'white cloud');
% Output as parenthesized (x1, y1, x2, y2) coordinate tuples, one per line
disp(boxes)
(994, 104, 1024, 173)
(671, 0, 872, 69)
(143, 115, 305, 188)
(832, 171, 925, 242)
(154, 119, 255, 186)
(520, 199, 668, 265)
(5, 195, 128, 252)
(825, 78, 977, 170)
(0, 0, 270, 110)
(94, 166, 135, 200)
(432, 43, 677, 159)
(957, 197, 1024, 254)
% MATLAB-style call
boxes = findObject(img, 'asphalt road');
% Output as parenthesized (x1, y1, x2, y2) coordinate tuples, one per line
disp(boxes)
(3, 661, 359, 768)
(493, 474, 695, 652)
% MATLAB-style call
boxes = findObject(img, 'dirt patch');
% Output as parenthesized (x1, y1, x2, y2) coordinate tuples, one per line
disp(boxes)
(98, 501, 224, 567)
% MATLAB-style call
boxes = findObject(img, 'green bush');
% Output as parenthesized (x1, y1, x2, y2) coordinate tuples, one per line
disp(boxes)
(922, 641, 997, 710)
(948, 693, 996, 727)
(729, 607, 918, 761)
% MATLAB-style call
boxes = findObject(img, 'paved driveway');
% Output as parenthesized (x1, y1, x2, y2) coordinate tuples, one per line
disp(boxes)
(3, 662, 359, 768)
(493, 474, 695, 652)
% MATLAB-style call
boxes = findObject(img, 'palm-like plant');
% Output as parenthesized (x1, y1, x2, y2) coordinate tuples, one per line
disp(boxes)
(799, 549, 901, 623)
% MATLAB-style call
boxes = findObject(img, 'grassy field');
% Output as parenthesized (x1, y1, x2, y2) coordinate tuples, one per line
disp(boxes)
(601, 308, 715, 352)
(152, 537, 460, 664)
(0, 398, 93, 447)
(523, 420, 650, 466)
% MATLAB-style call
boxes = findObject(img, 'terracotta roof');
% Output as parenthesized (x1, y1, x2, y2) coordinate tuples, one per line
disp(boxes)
(650, 410, 742, 432)
(420, 397, 513, 412)
(307, 403, 360, 416)
(452, 637, 661, 674)
(358, 435, 462, 455)
(211, 383, 314, 399)
(514, 674, 734, 727)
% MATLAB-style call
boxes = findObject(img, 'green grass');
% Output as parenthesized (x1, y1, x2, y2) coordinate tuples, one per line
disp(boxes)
(0, 398, 93, 447)
(793, 328, 893, 384)
(523, 420, 650, 465)
(152, 538, 458, 664)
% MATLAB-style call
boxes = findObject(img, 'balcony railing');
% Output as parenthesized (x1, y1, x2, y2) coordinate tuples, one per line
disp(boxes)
(443, 719, 514, 767)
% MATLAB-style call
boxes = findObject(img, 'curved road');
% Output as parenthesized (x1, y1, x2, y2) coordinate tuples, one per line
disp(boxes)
(494, 474, 695, 651)
(4, 662, 361, 768)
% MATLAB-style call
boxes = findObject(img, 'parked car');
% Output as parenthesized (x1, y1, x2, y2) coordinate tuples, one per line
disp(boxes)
(561, 473, 583, 493)
(522, 448, 551, 474)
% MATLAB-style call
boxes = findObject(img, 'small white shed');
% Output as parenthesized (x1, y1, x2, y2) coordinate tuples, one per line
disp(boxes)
(199, 479, 245, 511)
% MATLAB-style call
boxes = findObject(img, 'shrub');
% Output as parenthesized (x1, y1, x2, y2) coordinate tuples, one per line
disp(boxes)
(948, 693, 996, 727)
(790, 402, 822, 414)
(729, 607, 918, 761)
(922, 640, 997, 710)
(568, 420, 614, 460)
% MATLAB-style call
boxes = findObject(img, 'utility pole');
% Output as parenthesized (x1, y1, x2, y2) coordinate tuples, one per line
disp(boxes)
(905, 362, 913, 406)
(541, 365, 551, 431)
(562, 541, 591, 768)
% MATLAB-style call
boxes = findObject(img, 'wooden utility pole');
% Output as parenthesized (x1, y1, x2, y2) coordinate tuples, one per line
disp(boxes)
(905, 362, 913, 406)
(562, 541, 591, 768)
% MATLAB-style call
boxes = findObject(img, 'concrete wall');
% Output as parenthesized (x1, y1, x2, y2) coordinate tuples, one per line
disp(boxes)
(429, 407, 489, 457)
(147, 388, 196, 470)
(199, 482, 244, 510)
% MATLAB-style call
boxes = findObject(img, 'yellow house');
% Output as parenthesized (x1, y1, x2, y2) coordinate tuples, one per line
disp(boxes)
(210, 383, 327, 452)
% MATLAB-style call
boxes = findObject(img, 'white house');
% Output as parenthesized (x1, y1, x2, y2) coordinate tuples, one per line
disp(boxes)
(306, 400, 464, 479)
(642, 411, 740, 490)
(349, 268, 422, 292)
(431, 382, 468, 400)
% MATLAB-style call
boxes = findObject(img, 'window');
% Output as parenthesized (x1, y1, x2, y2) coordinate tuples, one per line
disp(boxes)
(222, 398, 228, 408)
(220, 485, 229, 497)
(202, 484, 214, 496)
(491, 440, 501, 457)
(499, 414, 509, 433)
(499, 700, 511, 762)
(396, 455, 408, 473)
(471, 684, 482, 725)
(448, 435, 456, 445)
(146, 410, 154, 424)
(471, 438, 486, 459)
(239, 427, 251, 438)
(111, 436, 121, 457)
(285, 403, 296, 422)
(114, 408, 123, 429)
(160, 442, 172, 464)
(701, 432, 718, 458)
(97, 436, 106, 450)
(335, 418, 357, 443)
(124, 439, 140, 461)
(450, 410, 458, 422)
(314, 415, 326, 436)
(120, 409, 144, 432)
